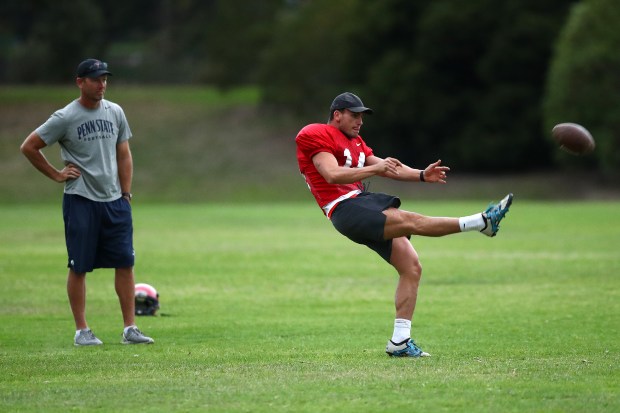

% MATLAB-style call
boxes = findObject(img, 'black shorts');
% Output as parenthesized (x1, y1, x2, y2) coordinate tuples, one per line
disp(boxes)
(62, 194, 134, 273)
(330, 192, 402, 263)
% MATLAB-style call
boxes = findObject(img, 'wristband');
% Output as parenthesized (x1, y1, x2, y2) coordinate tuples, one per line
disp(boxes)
(419, 170, 425, 182)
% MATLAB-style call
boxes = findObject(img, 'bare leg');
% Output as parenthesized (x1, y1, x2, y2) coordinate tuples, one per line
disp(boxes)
(115, 267, 135, 328)
(383, 207, 461, 239)
(67, 269, 88, 330)
(390, 237, 422, 319)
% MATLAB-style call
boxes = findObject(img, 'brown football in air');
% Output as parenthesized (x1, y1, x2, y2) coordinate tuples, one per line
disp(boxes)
(551, 123, 595, 155)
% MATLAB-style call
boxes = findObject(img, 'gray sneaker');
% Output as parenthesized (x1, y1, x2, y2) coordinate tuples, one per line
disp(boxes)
(74, 328, 103, 346)
(121, 326, 154, 344)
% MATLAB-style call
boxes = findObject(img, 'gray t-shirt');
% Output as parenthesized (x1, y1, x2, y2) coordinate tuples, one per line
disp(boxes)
(36, 99, 132, 201)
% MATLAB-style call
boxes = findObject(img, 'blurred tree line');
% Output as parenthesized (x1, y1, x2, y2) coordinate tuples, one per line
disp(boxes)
(1, 0, 618, 173)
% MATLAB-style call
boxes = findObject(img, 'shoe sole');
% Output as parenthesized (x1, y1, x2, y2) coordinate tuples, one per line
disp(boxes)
(121, 339, 154, 345)
(501, 193, 514, 211)
(386, 352, 431, 358)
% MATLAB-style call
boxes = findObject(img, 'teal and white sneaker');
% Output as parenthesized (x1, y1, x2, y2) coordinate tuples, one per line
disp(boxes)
(74, 328, 103, 346)
(481, 193, 513, 237)
(121, 326, 154, 344)
(386, 338, 430, 358)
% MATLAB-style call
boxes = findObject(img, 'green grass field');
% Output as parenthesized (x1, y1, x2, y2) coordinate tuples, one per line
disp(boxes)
(1, 201, 618, 412)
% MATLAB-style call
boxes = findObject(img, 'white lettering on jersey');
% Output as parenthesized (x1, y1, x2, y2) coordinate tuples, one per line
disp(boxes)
(344, 149, 365, 168)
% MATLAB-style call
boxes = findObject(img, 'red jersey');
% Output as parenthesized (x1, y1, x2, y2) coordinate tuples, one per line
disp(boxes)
(296, 123, 374, 217)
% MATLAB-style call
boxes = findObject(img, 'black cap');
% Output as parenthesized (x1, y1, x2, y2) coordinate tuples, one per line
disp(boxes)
(77, 59, 112, 78)
(329, 92, 373, 114)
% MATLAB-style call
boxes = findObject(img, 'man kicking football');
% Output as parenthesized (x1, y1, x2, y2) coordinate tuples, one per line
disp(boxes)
(295, 92, 512, 357)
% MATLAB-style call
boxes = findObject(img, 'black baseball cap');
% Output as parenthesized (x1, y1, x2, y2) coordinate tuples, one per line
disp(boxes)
(76, 59, 112, 78)
(329, 92, 373, 114)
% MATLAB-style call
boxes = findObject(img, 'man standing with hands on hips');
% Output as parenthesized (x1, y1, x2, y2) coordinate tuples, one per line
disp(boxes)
(20, 58, 154, 346)
(296, 92, 512, 357)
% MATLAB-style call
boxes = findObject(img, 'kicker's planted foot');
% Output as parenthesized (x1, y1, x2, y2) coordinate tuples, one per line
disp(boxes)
(386, 338, 430, 358)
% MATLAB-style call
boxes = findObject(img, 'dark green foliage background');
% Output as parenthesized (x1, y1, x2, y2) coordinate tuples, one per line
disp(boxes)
(1, 0, 618, 173)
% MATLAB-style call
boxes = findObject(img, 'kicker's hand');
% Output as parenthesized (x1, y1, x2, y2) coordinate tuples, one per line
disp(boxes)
(422, 159, 450, 183)
(375, 157, 403, 176)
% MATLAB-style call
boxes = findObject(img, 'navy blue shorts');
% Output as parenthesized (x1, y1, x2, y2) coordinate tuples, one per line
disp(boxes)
(62, 194, 134, 273)
(330, 192, 402, 263)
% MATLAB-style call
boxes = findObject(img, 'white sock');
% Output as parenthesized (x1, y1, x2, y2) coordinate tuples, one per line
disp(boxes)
(458, 213, 486, 232)
(391, 318, 411, 343)
(123, 325, 136, 334)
